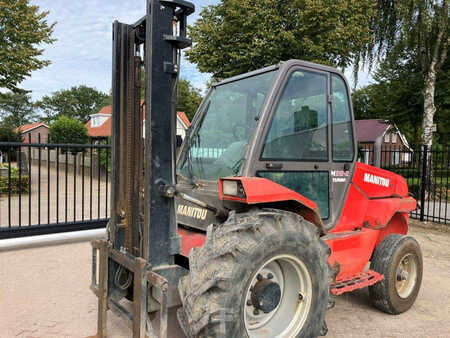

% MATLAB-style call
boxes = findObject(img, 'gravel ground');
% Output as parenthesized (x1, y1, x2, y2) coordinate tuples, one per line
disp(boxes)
(0, 223, 449, 338)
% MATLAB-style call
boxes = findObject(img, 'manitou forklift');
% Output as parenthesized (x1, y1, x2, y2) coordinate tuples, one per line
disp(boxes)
(91, 1, 423, 337)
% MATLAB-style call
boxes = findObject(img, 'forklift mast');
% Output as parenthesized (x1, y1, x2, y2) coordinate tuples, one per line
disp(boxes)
(91, 1, 194, 337)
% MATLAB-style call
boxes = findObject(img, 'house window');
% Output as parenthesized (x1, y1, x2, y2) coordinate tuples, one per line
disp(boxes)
(91, 117, 100, 127)
(384, 133, 390, 143)
(392, 133, 398, 143)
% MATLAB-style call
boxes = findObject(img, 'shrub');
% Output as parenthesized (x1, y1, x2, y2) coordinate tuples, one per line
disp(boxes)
(49, 116, 89, 152)
(0, 175, 29, 194)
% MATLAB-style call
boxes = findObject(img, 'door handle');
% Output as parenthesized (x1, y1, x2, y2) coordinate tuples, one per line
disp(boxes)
(265, 163, 283, 170)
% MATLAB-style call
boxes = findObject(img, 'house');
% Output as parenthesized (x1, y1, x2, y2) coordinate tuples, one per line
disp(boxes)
(355, 119, 412, 167)
(14, 122, 49, 143)
(86, 104, 190, 142)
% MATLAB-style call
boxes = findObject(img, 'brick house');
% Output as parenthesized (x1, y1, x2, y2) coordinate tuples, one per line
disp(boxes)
(355, 119, 412, 167)
(15, 122, 49, 143)
(86, 104, 190, 142)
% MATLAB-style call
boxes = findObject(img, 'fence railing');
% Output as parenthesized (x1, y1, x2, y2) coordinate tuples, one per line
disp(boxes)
(0, 137, 110, 239)
(359, 144, 449, 224)
(1, 140, 447, 239)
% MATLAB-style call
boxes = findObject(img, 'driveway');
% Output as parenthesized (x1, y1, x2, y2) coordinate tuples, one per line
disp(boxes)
(0, 222, 449, 337)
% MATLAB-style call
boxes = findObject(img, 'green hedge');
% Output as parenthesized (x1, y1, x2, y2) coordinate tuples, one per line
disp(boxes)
(0, 175, 29, 194)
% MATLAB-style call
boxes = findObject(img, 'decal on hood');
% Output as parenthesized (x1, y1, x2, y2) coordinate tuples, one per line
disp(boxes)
(177, 204, 208, 220)
(363, 173, 390, 188)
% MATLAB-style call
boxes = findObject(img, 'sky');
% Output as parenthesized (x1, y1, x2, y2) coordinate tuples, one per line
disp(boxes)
(22, 0, 372, 101)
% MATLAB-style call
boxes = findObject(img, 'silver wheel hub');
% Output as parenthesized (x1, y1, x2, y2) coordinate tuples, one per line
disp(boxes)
(244, 255, 312, 337)
(395, 253, 418, 299)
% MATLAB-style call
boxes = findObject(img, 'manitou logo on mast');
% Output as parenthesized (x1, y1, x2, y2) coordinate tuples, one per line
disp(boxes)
(363, 173, 390, 187)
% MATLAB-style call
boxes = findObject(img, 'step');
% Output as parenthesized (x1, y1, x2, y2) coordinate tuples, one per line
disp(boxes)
(330, 270, 384, 296)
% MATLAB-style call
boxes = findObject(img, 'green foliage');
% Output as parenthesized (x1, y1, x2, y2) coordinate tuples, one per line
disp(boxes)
(0, 92, 38, 128)
(49, 116, 89, 147)
(363, 0, 448, 75)
(98, 137, 111, 172)
(0, 175, 29, 194)
(0, 122, 22, 153)
(352, 53, 450, 147)
(37, 85, 109, 123)
(0, 165, 29, 194)
(187, 0, 375, 80)
(0, 0, 55, 92)
(360, 0, 448, 146)
(177, 79, 202, 120)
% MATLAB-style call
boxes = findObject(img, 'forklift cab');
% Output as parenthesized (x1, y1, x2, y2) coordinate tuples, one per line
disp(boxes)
(177, 60, 357, 230)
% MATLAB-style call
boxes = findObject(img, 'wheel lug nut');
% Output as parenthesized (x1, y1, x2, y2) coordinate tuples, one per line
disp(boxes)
(256, 274, 263, 281)
(267, 273, 274, 279)
(247, 300, 252, 306)
(253, 309, 259, 315)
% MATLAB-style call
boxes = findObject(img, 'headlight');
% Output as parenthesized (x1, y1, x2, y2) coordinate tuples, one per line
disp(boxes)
(222, 180, 238, 196)
(221, 179, 246, 199)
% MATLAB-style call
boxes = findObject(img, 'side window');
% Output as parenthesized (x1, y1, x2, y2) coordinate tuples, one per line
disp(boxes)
(258, 171, 329, 219)
(332, 75, 354, 161)
(262, 70, 328, 161)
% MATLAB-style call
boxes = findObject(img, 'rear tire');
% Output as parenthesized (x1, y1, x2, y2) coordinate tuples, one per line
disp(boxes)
(177, 208, 330, 337)
(369, 234, 423, 314)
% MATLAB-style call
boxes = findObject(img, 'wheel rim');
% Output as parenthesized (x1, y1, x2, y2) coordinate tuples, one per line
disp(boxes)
(244, 254, 312, 337)
(395, 253, 418, 299)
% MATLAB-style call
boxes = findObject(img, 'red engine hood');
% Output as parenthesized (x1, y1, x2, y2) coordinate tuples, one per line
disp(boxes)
(352, 162, 409, 198)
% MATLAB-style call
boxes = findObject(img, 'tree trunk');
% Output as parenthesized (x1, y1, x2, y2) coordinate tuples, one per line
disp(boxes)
(421, 70, 436, 148)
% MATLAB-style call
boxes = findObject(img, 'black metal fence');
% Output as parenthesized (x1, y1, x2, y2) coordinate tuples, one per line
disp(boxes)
(359, 144, 449, 224)
(0, 139, 447, 240)
(0, 136, 110, 239)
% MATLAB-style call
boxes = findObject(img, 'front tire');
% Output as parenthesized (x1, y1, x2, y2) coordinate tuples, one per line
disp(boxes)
(177, 209, 330, 337)
(369, 234, 423, 314)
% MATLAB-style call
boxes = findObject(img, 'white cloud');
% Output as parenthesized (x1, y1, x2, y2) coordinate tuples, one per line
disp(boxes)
(22, 0, 374, 100)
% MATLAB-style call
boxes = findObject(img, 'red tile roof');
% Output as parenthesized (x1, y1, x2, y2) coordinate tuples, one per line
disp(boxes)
(177, 111, 191, 128)
(85, 104, 189, 138)
(85, 117, 112, 138)
(355, 119, 390, 143)
(14, 122, 48, 134)
(97, 105, 112, 115)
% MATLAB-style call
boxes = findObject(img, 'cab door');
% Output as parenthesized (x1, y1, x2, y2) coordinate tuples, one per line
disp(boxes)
(248, 66, 356, 228)
(252, 67, 332, 222)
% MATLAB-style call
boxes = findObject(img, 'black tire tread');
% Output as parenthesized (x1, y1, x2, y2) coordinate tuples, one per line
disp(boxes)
(369, 234, 422, 314)
(177, 208, 330, 337)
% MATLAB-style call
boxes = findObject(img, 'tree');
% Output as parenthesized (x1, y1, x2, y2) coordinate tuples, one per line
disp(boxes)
(38, 86, 109, 123)
(0, 0, 55, 93)
(0, 122, 22, 155)
(49, 116, 89, 146)
(353, 50, 450, 147)
(177, 79, 203, 120)
(187, 0, 375, 80)
(361, 0, 448, 147)
(0, 92, 38, 128)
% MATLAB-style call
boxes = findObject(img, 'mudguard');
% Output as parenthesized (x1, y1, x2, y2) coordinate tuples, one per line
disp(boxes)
(219, 177, 327, 233)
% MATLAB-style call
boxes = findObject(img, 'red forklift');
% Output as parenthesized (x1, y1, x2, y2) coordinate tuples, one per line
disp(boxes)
(91, 1, 423, 337)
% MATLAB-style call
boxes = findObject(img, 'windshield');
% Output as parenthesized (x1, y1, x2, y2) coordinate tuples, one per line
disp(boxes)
(178, 70, 277, 181)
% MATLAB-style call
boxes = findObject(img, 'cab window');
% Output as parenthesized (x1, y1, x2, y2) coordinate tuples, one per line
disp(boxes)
(332, 75, 354, 161)
(262, 70, 328, 161)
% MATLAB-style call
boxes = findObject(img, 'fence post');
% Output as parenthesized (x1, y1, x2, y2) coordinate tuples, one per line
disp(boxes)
(420, 145, 428, 222)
